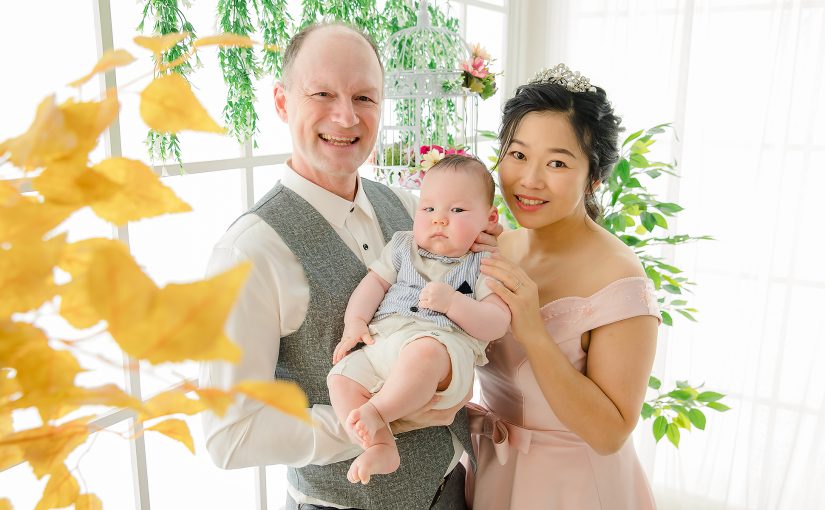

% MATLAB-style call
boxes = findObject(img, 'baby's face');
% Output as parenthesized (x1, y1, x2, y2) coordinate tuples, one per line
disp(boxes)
(413, 170, 494, 257)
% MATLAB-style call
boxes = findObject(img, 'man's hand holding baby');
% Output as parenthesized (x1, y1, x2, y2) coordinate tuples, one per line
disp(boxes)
(418, 282, 457, 314)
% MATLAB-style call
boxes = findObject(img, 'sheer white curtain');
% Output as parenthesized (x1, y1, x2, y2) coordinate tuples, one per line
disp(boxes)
(507, 0, 825, 508)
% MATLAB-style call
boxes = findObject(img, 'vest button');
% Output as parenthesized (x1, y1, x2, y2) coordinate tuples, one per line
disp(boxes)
(409, 306, 419, 312)
(362, 243, 369, 250)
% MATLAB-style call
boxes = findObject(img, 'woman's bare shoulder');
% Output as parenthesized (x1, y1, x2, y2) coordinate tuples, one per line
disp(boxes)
(591, 229, 646, 281)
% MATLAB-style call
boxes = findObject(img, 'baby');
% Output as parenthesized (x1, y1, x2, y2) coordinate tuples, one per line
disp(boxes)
(327, 154, 511, 484)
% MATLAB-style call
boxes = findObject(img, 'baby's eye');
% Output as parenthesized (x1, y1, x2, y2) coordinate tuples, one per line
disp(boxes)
(548, 160, 567, 168)
(423, 207, 434, 212)
(450, 208, 465, 213)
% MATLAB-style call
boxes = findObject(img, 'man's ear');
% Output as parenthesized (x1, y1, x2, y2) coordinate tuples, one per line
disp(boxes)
(274, 81, 288, 122)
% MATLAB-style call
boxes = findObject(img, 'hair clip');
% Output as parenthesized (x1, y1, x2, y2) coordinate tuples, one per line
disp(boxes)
(530, 63, 597, 93)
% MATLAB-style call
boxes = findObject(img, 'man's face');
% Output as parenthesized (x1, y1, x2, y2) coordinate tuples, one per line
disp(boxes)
(274, 27, 383, 187)
(413, 169, 497, 258)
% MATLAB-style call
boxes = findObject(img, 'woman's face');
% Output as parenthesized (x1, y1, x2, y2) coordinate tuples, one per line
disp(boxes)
(498, 111, 590, 230)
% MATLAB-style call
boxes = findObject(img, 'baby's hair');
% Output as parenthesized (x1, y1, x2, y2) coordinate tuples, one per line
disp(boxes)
(426, 154, 496, 205)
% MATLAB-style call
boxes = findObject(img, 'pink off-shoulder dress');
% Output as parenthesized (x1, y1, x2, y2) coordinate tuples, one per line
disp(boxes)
(468, 277, 660, 510)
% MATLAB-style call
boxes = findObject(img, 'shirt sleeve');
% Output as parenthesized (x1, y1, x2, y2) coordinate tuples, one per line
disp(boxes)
(200, 222, 361, 469)
(368, 235, 399, 285)
(474, 253, 494, 302)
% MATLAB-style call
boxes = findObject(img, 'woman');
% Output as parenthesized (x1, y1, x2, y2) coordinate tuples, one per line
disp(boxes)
(467, 64, 661, 509)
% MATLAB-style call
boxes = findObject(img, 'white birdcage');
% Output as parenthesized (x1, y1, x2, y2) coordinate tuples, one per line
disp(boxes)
(374, 0, 478, 188)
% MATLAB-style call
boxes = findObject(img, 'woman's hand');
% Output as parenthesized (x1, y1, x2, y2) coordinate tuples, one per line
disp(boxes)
(480, 253, 545, 346)
(470, 223, 504, 253)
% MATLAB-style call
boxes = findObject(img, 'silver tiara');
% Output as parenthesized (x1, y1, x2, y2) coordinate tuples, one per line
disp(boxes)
(530, 63, 597, 93)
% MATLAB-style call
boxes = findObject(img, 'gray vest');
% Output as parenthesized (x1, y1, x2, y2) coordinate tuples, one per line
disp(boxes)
(246, 178, 474, 510)
(374, 231, 486, 330)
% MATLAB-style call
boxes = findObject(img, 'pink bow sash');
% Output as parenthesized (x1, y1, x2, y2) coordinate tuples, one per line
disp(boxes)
(467, 402, 532, 465)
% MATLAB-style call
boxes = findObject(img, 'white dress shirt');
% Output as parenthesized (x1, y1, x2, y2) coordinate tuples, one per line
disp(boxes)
(199, 163, 462, 507)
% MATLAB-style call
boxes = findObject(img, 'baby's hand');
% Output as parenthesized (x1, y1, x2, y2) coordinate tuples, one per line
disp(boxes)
(333, 321, 374, 364)
(418, 282, 456, 314)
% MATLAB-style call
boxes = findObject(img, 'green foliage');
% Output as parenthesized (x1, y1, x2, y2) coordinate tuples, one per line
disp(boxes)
(258, 0, 293, 77)
(644, 377, 730, 448)
(300, 0, 383, 41)
(139, 0, 199, 169)
(218, 0, 262, 145)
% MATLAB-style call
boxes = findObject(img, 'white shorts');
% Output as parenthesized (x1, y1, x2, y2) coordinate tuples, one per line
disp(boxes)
(327, 319, 483, 410)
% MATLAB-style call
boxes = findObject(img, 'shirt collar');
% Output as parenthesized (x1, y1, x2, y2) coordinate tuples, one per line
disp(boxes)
(280, 161, 377, 229)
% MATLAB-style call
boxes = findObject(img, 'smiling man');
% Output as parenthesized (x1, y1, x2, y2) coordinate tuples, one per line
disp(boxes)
(200, 23, 478, 510)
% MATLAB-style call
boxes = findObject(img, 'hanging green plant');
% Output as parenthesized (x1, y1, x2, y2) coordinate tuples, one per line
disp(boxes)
(299, 0, 383, 42)
(258, 0, 293, 78)
(218, 0, 262, 145)
(138, 0, 199, 169)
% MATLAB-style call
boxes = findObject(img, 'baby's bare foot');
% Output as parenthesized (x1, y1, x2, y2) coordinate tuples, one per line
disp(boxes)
(347, 443, 400, 484)
(346, 401, 386, 448)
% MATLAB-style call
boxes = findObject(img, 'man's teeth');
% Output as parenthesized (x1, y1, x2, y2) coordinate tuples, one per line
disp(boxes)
(517, 196, 547, 206)
(320, 134, 356, 145)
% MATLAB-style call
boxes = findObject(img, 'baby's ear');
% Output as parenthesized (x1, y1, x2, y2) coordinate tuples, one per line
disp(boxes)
(487, 206, 499, 226)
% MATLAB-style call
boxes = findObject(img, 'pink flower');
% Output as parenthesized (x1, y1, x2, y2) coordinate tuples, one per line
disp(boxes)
(445, 147, 467, 156)
(462, 56, 489, 79)
(471, 43, 492, 61)
(420, 144, 444, 155)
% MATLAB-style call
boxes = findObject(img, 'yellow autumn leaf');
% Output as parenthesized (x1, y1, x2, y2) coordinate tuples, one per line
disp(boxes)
(0, 497, 12, 510)
(33, 158, 119, 208)
(90, 157, 191, 224)
(233, 380, 311, 424)
(58, 93, 120, 162)
(10, 384, 144, 423)
(34, 464, 79, 510)
(194, 33, 257, 48)
(0, 410, 23, 471)
(110, 263, 250, 364)
(56, 239, 123, 329)
(158, 51, 193, 73)
(83, 240, 157, 335)
(68, 49, 136, 88)
(0, 95, 77, 170)
(264, 44, 281, 53)
(134, 32, 189, 56)
(145, 418, 194, 453)
(193, 388, 235, 417)
(140, 74, 224, 134)
(0, 186, 74, 244)
(75, 493, 102, 510)
(140, 388, 206, 421)
(0, 416, 92, 479)
(0, 234, 66, 319)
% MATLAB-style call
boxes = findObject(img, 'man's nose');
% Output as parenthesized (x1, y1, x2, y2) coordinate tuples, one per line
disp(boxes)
(331, 98, 358, 127)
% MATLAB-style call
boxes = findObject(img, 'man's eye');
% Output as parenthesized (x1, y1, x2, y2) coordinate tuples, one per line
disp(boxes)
(450, 208, 465, 213)
(549, 160, 567, 168)
(356, 95, 374, 102)
(315, 92, 330, 97)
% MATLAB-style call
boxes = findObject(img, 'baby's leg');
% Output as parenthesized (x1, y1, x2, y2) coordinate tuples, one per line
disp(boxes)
(349, 336, 452, 447)
(328, 374, 373, 445)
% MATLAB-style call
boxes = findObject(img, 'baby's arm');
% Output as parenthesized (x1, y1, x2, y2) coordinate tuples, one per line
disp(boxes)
(333, 271, 391, 364)
(418, 283, 511, 342)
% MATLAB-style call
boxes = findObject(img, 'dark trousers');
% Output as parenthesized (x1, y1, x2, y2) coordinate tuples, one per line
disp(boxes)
(286, 463, 468, 510)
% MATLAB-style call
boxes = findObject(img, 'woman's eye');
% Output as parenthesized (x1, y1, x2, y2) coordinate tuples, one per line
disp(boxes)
(510, 151, 525, 160)
(549, 160, 567, 168)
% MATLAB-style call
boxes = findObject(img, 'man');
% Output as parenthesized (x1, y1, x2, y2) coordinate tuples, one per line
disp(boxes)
(201, 22, 495, 510)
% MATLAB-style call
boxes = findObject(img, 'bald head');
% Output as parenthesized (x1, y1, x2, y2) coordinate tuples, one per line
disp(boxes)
(281, 22, 384, 87)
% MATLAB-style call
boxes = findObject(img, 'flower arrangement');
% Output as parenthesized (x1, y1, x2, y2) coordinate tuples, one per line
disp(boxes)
(460, 43, 497, 100)
(389, 144, 469, 188)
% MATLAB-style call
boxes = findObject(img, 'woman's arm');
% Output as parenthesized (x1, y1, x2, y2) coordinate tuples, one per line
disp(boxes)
(480, 253, 657, 455)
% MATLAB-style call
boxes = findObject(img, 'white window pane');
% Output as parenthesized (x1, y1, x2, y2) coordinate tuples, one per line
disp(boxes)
(266, 464, 290, 508)
(0, 421, 133, 509)
(144, 415, 259, 508)
(253, 164, 289, 202)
